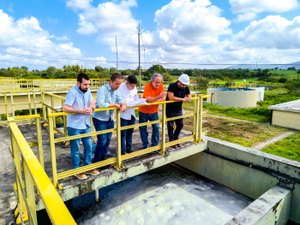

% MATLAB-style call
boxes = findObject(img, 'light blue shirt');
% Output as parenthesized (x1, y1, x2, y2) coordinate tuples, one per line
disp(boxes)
(64, 85, 93, 129)
(93, 82, 124, 121)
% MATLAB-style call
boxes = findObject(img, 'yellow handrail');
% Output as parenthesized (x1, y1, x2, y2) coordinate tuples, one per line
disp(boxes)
(48, 95, 204, 187)
(9, 118, 76, 225)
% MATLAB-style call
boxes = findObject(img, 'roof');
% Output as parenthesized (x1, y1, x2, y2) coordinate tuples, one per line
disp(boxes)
(268, 99, 300, 113)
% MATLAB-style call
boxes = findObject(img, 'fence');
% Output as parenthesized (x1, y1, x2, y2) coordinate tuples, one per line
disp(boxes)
(8, 115, 76, 225)
(47, 94, 205, 188)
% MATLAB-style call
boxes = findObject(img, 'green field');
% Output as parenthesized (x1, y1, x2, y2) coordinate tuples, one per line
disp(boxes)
(262, 132, 300, 162)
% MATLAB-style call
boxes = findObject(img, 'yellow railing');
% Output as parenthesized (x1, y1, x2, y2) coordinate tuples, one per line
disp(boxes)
(8, 116, 76, 225)
(0, 78, 106, 93)
(48, 94, 205, 188)
(0, 79, 105, 125)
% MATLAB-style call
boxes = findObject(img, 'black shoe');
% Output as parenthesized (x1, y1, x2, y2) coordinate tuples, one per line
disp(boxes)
(176, 144, 181, 148)
(126, 149, 133, 153)
(121, 152, 126, 155)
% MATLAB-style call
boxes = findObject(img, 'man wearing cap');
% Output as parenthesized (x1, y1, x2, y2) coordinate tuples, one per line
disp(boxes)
(166, 73, 191, 148)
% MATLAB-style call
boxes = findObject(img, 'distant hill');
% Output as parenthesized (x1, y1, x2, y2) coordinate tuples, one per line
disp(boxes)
(229, 61, 300, 70)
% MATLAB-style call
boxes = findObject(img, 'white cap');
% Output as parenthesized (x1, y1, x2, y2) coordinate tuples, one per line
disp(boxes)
(178, 73, 190, 85)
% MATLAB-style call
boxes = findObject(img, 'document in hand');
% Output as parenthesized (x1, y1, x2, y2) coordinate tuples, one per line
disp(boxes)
(127, 98, 147, 107)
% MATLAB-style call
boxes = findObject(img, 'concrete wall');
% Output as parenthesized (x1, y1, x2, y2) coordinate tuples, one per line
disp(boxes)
(251, 87, 265, 102)
(207, 88, 258, 108)
(176, 137, 300, 224)
(271, 110, 300, 130)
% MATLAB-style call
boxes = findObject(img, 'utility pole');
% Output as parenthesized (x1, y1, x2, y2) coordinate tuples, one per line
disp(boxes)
(137, 21, 141, 90)
(115, 35, 118, 71)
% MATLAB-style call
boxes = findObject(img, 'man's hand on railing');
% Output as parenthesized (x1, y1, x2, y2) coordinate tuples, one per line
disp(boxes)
(120, 103, 127, 112)
(183, 96, 192, 102)
(82, 107, 93, 115)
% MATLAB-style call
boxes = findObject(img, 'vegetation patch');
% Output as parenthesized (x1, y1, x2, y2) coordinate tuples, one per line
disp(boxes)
(203, 115, 287, 147)
(184, 115, 287, 147)
(262, 132, 300, 162)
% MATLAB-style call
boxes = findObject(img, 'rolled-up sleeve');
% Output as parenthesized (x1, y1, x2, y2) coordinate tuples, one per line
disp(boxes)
(96, 87, 109, 108)
(64, 91, 75, 106)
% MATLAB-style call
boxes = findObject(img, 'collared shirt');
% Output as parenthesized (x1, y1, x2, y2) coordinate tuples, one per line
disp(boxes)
(166, 81, 190, 116)
(138, 82, 164, 114)
(64, 85, 93, 129)
(93, 82, 124, 121)
(119, 82, 138, 120)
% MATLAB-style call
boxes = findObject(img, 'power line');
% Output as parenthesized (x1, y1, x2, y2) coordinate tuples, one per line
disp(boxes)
(1, 50, 300, 67)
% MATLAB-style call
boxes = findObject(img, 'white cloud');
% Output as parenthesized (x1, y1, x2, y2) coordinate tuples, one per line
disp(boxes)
(235, 15, 300, 49)
(230, 0, 299, 21)
(154, 0, 231, 45)
(0, 9, 106, 69)
(67, 0, 232, 68)
(66, 0, 92, 11)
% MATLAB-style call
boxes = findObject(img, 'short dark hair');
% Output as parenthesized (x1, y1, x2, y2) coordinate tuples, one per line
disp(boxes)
(127, 75, 138, 84)
(110, 73, 123, 82)
(77, 73, 90, 83)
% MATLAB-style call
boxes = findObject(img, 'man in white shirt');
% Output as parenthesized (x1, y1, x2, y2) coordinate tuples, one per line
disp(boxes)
(119, 75, 141, 154)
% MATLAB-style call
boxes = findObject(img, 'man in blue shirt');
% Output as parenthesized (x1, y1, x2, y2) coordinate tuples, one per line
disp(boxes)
(93, 73, 126, 162)
(63, 73, 99, 180)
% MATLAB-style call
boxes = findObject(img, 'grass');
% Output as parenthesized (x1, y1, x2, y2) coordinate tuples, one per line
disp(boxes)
(203, 103, 270, 122)
(201, 116, 287, 147)
(262, 132, 300, 162)
(184, 114, 287, 147)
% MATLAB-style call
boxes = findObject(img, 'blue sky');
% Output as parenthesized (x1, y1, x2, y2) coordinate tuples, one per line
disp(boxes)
(0, 0, 300, 70)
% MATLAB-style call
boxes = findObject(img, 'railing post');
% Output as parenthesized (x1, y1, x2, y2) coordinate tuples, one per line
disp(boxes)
(11, 133, 27, 224)
(41, 92, 47, 123)
(27, 91, 32, 116)
(198, 95, 203, 142)
(4, 92, 9, 119)
(62, 99, 67, 138)
(51, 96, 58, 132)
(193, 94, 199, 143)
(160, 102, 167, 156)
(115, 109, 123, 170)
(195, 95, 201, 143)
(48, 115, 58, 188)
(10, 92, 15, 117)
(36, 116, 44, 169)
(23, 162, 37, 225)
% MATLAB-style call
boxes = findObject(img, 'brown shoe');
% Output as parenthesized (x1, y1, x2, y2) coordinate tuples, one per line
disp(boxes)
(86, 169, 100, 176)
(75, 173, 88, 180)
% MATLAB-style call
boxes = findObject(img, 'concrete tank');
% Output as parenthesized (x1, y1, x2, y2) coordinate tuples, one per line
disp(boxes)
(207, 88, 258, 108)
(251, 87, 265, 102)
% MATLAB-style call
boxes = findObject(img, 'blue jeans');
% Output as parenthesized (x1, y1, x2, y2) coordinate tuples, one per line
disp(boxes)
(139, 111, 159, 149)
(93, 117, 114, 162)
(121, 116, 136, 154)
(67, 126, 92, 169)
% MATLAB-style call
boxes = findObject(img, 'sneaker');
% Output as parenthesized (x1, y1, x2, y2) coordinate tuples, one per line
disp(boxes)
(126, 149, 133, 153)
(86, 169, 100, 176)
(75, 173, 88, 180)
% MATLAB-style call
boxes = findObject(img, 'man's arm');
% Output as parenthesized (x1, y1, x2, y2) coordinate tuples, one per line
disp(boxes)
(63, 104, 92, 115)
(167, 92, 191, 102)
(89, 100, 96, 111)
(146, 92, 165, 103)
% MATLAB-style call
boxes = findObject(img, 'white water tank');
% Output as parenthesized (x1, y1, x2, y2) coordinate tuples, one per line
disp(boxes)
(207, 88, 259, 108)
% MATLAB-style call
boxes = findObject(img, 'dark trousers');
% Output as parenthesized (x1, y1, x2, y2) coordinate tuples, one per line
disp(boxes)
(167, 113, 184, 142)
(93, 117, 114, 162)
(121, 116, 136, 154)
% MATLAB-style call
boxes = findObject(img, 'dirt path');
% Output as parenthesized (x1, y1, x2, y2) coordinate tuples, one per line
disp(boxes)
(251, 131, 296, 150)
